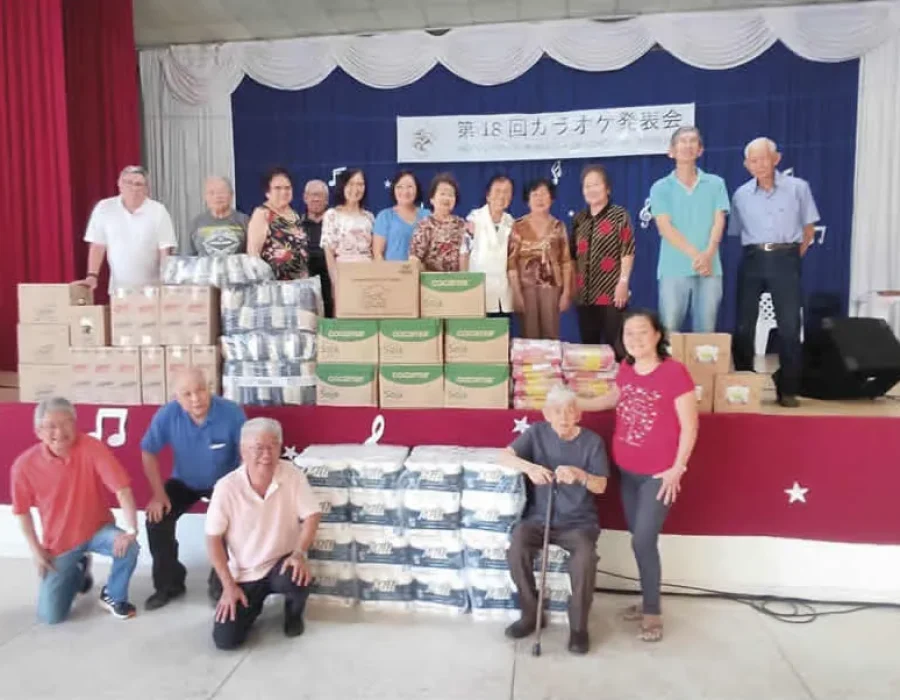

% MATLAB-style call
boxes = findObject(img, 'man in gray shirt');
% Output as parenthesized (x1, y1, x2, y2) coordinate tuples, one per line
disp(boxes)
(182, 176, 249, 256)
(501, 385, 609, 655)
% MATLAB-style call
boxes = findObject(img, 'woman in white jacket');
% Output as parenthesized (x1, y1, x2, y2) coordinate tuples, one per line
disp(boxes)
(466, 175, 515, 317)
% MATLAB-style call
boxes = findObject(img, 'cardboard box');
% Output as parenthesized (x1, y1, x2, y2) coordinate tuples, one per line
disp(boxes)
(140, 347, 167, 405)
(70, 305, 110, 347)
(17, 324, 70, 365)
(18, 283, 92, 325)
(379, 365, 444, 409)
(420, 272, 486, 318)
(444, 318, 510, 364)
(684, 333, 732, 377)
(693, 373, 715, 413)
(444, 364, 510, 409)
(18, 364, 72, 403)
(111, 286, 161, 346)
(91, 348, 117, 404)
(316, 363, 378, 407)
(667, 332, 686, 363)
(70, 347, 97, 404)
(318, 319, 379, 364)
(191, 345, 222, 395)
(335, 261, 419, 319)
(379, 319, 443, 365)
(713, 372, 766, 414)
(160, 286, 220, 346)
(165, 345, 192, 397)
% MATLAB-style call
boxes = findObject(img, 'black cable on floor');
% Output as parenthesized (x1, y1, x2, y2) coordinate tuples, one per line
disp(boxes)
(594, 568, 900, 624)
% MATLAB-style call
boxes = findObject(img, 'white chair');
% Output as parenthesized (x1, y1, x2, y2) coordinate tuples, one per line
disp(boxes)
(754, 292, 804, 356)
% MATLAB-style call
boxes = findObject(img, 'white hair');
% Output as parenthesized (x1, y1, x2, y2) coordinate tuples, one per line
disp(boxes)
(241, 417, 283, 445)
(119, 165, 148, 180)
(34, 397, 76, 429)
(744, 137, 778, 158)
(544, 384, 578, 409)
(304, 179, 328, 195)
(204, 175, 233, 193)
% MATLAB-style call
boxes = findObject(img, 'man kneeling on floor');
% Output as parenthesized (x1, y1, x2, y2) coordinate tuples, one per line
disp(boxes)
(11, 397, 140, 623)
(501, 385, 609, 654)
(207, 417, 322, 650)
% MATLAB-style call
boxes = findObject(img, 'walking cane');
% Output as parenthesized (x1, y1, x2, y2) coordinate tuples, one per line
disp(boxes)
(531, 478, 556, 657)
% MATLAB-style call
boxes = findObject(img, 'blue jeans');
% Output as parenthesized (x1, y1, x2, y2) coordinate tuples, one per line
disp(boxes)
(658, 276, 723, 333)
(37, 523, 139, 624)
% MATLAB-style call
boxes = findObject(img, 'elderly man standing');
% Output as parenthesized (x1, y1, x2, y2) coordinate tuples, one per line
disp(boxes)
(650, 126, 730, 332)
(78, 165, 177, 291)
(301, 179, 332, 316)
(141, 368, 246, 610)
(501, 385, 609, 655)
(207, 417, 322, 650)
(10, 398, 140, 623)
(729, 138, 820, 408)
(181, 176, 250, 256)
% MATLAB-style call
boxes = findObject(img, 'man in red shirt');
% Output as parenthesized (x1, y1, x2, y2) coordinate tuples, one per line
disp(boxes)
(11, 397, 140, 623)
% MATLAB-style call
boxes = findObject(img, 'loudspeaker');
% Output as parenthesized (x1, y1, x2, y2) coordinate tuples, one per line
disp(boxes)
(800, 317, 900, 399)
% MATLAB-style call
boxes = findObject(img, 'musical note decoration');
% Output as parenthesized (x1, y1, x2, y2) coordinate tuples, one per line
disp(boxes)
(88, 407, 129, 448)
(365, 415, 385, 445)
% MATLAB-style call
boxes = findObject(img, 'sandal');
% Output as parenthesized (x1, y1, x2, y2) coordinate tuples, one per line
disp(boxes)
(638, 619, 664, 643)
(621, 604, 643, 622)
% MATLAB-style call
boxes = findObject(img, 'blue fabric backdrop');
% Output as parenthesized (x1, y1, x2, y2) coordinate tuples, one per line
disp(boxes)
(232, 43, 858, 341)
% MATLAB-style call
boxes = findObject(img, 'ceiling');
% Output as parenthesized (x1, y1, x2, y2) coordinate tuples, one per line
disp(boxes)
(134, 0, 854, 47)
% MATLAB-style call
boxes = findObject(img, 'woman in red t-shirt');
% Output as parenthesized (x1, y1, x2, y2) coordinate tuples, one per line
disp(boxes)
(581, 309, 698, 642)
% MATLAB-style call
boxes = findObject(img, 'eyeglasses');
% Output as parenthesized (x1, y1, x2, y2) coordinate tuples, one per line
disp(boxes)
(122, 179, 147, 188)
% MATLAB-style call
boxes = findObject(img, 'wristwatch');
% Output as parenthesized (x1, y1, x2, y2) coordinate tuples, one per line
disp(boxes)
(124, 527, 138, 537)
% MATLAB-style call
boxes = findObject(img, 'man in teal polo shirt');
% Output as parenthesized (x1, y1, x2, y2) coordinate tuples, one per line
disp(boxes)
(649, 126, 730, 332)
(140, 367, 246, 610)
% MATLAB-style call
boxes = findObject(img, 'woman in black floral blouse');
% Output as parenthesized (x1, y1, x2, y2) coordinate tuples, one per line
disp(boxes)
(247, 166, 309, 280)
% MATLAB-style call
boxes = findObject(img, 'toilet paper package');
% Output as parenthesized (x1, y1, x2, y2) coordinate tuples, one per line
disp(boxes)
(162, 254, 275, 287)
(348, 445, 409, 490)
(309, 523, 355, 562)
(221, 330, 317, 362)
(295, 446, 352, 489)
(534, 544, 571, 574)
(542, 572, 573, 615)
(402, 446, 464, 492)
(412, 567, 469, 614)
(351, 525, 410, 566)
(401, 490, 461, 531)
(312, 487, 352, 523)
(461, 529, 510, 571)
(307, 561, 358, 606)
(349, 488, 403, 526)
(407, 529, 465, 570)
(356, 564, 416, 609)
(461, 448, 522, 493)
(460, 490, 525, 533)
(466, 569, 520, 620)
(220, 278, 323, 332)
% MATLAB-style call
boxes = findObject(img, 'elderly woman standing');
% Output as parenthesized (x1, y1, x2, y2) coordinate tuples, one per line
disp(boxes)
(409, 173, 470, 272)
(467, 175, 515, 317)
(247, 167, 309, 280)
(507, 179, 572, 340)
(373, 171, 427, 261)
(321, 169, 374, 299)
(571, 165, 635, 358)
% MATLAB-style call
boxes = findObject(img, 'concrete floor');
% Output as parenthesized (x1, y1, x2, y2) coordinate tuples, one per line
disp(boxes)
(0, 557, 897, 700)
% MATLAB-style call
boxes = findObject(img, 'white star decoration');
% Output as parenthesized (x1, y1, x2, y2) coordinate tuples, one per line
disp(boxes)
(283, 445, 299, 461)
(567, 210, 575, 218)
(384, 179, 392, 189)
(785, 481, 809, 504)
(512, 416, 531, 434)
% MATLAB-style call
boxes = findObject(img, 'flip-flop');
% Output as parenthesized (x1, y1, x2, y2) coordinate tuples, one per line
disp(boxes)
(638, 622, 664, 642)
(621, 604, 643, 622)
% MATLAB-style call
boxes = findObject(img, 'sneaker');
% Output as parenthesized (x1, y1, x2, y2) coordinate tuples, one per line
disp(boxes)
(99, 586, 136, 619)
(778, 394, 800, 408)
(504, 615, 547, 640)
(568, 629, 590, 655)
(144, 587, 186, 611)
(78, 555, 93, 595)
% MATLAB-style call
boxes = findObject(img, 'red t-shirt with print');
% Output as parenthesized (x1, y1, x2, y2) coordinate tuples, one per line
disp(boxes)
(612, 358, 695, 476)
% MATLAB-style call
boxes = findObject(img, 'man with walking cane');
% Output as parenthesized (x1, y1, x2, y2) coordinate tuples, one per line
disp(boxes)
(501, 385, 609, 655)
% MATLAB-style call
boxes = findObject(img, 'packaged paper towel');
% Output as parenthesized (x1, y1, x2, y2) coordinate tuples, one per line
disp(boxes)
(307, 561, 358, 606)
(466, 569, 520, 620)
(347, 445, 409, 490)
(295, 446, 352, 488)
(462, 448, 523, 493)
(309, 523, 354, 562)
(312, 487, 352, 523)
(407, 529, 464, 570)
(402, 490, 461, 531)
(411, 567, 468, 615)
(356, 564, 415, 610)
(349, 488, 403, 526)
(351, 524, 410, 566)
(460, 490, 525, 533)
(162, 254, 275, 287)
(221, 330, 317, 362)
(534, 544, 571, 574)
(461, 529, 510, 571)
(402, 446, 464, 492)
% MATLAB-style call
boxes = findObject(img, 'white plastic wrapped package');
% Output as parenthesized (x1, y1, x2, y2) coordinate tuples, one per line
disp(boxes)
(461, 529, 511, 571)
(220, 279, 323, 335)
(542, 572, 573, 617)
(347, 445, 409, 490)
(462, 448, 523, 493)
(466, 569, 520, 620)
(309, 523, 354, 562)
(162, 254, 275, 287)
(312, 487, 352, 524)
(356, 564, 415, 610)
(402, 446, 464, 492)
(349, 488, 403, 526)
(411, 567, 469, 615)
(351, 525, 410, 566)
(308, 561, 358, 606)
(460, 490, 525, 533)
(221, 360, 317, 406)
(534, 544, 571, 574)
(407, 529, 464, 570)
(562, 343, 617, 372)
(510, 338, 562, 365)
(221, 331, 316, 362)
(402, 490, 461, 531)
(294, 446, 352, 489)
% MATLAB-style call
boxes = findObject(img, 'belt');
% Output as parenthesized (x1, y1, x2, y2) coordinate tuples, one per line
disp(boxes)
(745, 243, 800, 252)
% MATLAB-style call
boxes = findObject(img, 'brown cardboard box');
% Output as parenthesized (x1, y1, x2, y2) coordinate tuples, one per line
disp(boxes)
(18, 364, 72, 403)
(444, 318, 509, 363)
(379, 319, 442, 365)
(18, 283, 92, 325)
(160, 286, 220, 346)
(70, 347, 97, 404)
(713, 372, 766, 414)
(17, 324, 70, 365)
(335, 261, 419, 319)
(111, 286, 161, 346)
(91, 347, 117, 403)
(420, 272, 486, 318)
(667, 332, 686, 363)
(318, 319, 379, 363)
(110, 347, 141, 405)
(140, 347, 167, 405)
(693, 373, 715, 413)
(379, 365, 443, 408)
(444, 364, 510, 409)
(70, 306, 110, 347)
(316, 363, 378, 407)
(165, 345, 192, 397)
(191, 345, 221, 395)
(684, 333, 732, 376)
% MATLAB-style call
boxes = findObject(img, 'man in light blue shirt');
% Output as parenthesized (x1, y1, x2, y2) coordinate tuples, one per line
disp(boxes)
(649, 126, 730, 332)
(728, 137, 820, 407)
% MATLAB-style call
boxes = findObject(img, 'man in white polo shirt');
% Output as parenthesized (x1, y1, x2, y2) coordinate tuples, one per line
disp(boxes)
(78, 165, 177, 291)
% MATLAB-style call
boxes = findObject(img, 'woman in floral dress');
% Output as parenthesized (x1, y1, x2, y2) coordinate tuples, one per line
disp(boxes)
(247, 167, 309, 280)
(409, 172, 470, 272)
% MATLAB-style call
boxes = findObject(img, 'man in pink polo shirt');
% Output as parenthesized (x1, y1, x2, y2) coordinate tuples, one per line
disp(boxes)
(11, 397, 140, 623)
(206, 417, 322, 650)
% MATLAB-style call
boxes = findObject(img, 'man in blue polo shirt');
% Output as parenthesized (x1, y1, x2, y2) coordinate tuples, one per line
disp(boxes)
(140, 367, 246, 610)
(650, 126, 730, 332)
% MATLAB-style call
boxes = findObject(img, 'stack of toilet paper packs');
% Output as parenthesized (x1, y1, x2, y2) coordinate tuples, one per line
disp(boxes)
(511, 339, 564, 411)
(562, 343, 618, 400)
(162, 254, 275, 287)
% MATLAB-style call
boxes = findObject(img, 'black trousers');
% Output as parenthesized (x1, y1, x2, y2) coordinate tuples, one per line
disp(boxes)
(507, 522, 599, 632)
(308, 253, 333, 318)
(213, 555, 310, 650)
(576, 304, 626, 361)
(146, 478, 220, 596)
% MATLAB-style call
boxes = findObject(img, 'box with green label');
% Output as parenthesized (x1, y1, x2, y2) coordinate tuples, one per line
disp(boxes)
(379, 364, 444, 409)
(444, 364, 510, 409)
(318, 319, 379, 364)
(420, 272, 486, 318)
(317, 364, 378, 407)
(444, 317, 509, 364)
(379, 319, 443, 365)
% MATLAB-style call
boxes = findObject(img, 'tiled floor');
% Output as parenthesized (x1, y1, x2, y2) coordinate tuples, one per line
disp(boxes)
(1, 557, 897, 700)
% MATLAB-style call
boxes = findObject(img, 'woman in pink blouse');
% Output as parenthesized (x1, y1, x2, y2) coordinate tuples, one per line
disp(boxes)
(321, 168, 375, 302)
(409, 173, 470, 272)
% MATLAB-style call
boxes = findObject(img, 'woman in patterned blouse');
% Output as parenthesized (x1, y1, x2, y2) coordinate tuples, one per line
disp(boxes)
(247, 167, 309, 280)
(570, 165, 636, 358)
(321, 168, 375, 302)
(409, 172, 470, 272)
